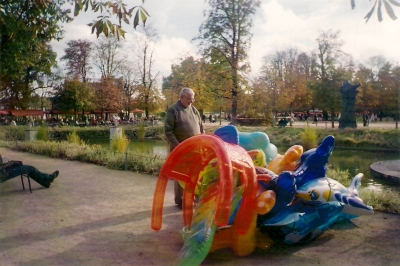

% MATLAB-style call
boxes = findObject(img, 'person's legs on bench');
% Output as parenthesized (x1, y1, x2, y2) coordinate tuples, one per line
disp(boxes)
(1, 164, 59, 188)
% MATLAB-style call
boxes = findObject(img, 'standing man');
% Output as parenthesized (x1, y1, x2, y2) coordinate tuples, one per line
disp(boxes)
(164, 87, 204, 209)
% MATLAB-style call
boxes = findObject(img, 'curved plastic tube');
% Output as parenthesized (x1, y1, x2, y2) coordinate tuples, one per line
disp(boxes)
(151, 134, 257, 236)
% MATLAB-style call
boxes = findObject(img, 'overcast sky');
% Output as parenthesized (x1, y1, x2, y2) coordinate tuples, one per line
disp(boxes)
(51, 0, 400, 81)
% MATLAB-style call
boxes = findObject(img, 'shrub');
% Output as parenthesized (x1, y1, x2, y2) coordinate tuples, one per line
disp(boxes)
(67, 130, 84, 145)
(282, 135, 292, 144)
(35, 126, 48, 141)
(0, 125, 25, 140)
(327, 166, 351, 186)
(341, 137, 357, 146)
(300, 127, 317, 150)
(137, 123, 146, 141)
(360, 188, 400, 213)
(111, 130, 130, 153)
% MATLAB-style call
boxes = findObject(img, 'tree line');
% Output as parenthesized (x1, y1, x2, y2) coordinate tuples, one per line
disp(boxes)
(1, 0, 399, 125)
(162, 33, 399, 127)
(50, 26, 163, 120)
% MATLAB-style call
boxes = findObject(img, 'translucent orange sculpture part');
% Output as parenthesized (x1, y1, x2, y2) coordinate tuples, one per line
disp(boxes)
(151, 134, 258, 235)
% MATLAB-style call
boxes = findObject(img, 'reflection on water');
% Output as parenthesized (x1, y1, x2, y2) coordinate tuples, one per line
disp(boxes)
(84, 137, 170, 158)
(128, 139, 169, 158)
(85, 137, 399, 191)
(329, 149, 400, 192)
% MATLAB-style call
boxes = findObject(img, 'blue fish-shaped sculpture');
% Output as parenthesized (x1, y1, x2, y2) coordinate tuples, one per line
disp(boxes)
(296, 173, 374, 219)
(258, 171, 296, 222)
(260, 200, 344, 244)
(293, 135, 335, 187)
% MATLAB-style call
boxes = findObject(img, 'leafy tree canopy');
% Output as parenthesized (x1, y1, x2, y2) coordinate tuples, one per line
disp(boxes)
(356, 0, 400, 22)
(0, 0, 63, 108)
(72, 0, 149, 40)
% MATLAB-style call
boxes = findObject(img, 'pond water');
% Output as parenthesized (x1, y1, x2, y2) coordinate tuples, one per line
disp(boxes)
(84, 137, 400, 191)
(84, 137, 169, 157)
(327, 149, 400, 192)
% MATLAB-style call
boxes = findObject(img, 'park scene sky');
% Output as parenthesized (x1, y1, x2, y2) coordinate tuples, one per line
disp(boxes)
(51, 0, 400, 81)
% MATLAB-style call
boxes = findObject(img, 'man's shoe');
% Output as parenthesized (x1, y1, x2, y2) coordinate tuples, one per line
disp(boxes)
(176, 198, 183, 210)
(50, 170, 59, 180)
(41, 170, 59, 188)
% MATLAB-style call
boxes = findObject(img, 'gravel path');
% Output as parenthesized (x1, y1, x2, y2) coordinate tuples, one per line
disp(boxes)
(1, 147, 399, 266)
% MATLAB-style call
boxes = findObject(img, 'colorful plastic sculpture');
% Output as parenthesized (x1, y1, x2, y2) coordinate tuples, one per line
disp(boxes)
(247, 149, 267, 167)
(260, 200, 345, 244)
(238, 131, 278, 163)
(214, 125, 278, 163)
(296, 173, 373, 219)
(293, 135, 335, 187)
(151, 126, 373, 265)
(151, 134, 257, 234)
(266, 145, 303, 174)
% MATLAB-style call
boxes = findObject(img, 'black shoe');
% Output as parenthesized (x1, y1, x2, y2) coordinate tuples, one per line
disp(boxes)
(175, 198, 183, 209)
(50, 170, 59, 180)
(41, 170, 59, 188)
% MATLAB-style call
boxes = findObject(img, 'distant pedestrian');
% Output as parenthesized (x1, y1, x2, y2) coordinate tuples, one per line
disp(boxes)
(212, 115, 216, 123)
(364, 113, 370, 126)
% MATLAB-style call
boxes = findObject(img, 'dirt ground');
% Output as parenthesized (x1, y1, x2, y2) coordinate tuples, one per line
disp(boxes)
(1, 148, 400, 266)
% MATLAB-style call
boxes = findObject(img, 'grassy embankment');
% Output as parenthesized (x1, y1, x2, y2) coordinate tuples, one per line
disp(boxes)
(1, 124, 399, 213)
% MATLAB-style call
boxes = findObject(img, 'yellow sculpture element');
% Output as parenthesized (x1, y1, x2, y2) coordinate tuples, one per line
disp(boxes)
(179, 158, 219, 195)
(209, 211, 274, 256)
(256, 190, 276, 215)
(266, 145, 303, 174)
(247, 149, 267, 167)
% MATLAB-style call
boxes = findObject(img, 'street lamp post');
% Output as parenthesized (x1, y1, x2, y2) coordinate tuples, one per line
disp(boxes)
(124, 82, 132, 119)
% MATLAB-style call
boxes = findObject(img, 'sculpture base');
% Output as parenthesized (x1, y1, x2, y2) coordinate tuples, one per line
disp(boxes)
(25, 130, 37, 141)
(338, 118, 357, 129)
(110, 127, 122, 140)
(110, 126, 122, 150)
